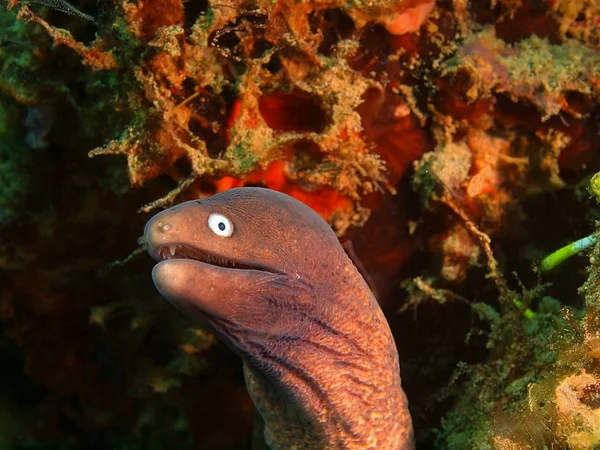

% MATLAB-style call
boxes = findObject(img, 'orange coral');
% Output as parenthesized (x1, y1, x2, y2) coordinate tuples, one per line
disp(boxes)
(211, 160, 353, 221)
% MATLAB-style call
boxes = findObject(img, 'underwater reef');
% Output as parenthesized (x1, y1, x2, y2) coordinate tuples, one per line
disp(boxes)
(0, 0, 599, 448)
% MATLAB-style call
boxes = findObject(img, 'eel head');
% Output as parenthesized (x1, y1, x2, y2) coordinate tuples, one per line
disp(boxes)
(144, 187, 344, 336)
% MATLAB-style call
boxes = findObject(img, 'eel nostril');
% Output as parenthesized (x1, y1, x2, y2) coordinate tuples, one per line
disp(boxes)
(157, 221, 172, 233)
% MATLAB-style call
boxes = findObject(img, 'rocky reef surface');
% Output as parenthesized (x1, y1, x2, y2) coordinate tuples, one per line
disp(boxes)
(0, 0, 599, 448)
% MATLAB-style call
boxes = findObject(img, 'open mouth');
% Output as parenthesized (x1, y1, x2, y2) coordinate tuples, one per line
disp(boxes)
(154, 244, 282, 274)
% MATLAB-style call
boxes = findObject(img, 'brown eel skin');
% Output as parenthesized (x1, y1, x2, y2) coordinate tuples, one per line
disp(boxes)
(144, 187, 414, 449)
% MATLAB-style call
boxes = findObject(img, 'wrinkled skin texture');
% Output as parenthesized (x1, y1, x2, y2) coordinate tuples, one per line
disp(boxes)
(144, 187, 414, 449)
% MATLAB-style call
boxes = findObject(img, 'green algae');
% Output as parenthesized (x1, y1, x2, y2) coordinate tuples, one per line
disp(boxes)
(445, 27, 600, 120)
(0, 7, 45, 103)
(499, 34, 600, 96)
(439, 295, 565, 449)
(580, 233, 600, 313)
(429, 175, 600, 448)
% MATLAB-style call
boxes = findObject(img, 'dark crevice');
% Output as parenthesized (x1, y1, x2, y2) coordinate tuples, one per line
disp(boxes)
(258, 91, 329, 133)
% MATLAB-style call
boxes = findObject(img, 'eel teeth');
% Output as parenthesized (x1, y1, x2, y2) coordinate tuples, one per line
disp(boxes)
(159, 245, 180, 260)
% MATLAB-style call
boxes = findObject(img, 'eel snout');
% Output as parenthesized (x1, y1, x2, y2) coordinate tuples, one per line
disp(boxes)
(143, 209, 182, 262)
(144, 205, 282, 274)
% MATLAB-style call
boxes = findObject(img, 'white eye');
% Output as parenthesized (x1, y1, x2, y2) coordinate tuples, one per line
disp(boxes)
(208, 213, 234, 237)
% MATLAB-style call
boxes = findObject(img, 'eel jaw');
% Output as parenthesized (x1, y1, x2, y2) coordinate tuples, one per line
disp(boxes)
(151, 243, 282, 275)
(149, 243, 284, 321)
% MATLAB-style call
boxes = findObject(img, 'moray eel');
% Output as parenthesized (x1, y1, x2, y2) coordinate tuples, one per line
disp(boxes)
(144, 187, 414, 449)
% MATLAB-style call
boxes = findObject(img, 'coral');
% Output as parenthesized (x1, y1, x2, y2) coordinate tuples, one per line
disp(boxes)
(0, 0, 599, 448)
(383, 0, 436, 35)
(86, 0, 432, 230)
(486, 304, 600, 449)
(555, 372, 600, 449)
(445, 27, 600, 121)
(550, 0, 600, 45)
(16, 5, 116, 70)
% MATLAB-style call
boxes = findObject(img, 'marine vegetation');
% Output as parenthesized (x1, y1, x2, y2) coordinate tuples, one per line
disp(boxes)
(0, 0, 599, 448)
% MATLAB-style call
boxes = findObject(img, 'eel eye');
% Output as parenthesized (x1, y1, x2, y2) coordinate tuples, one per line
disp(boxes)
(208, 213, 234, 237)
